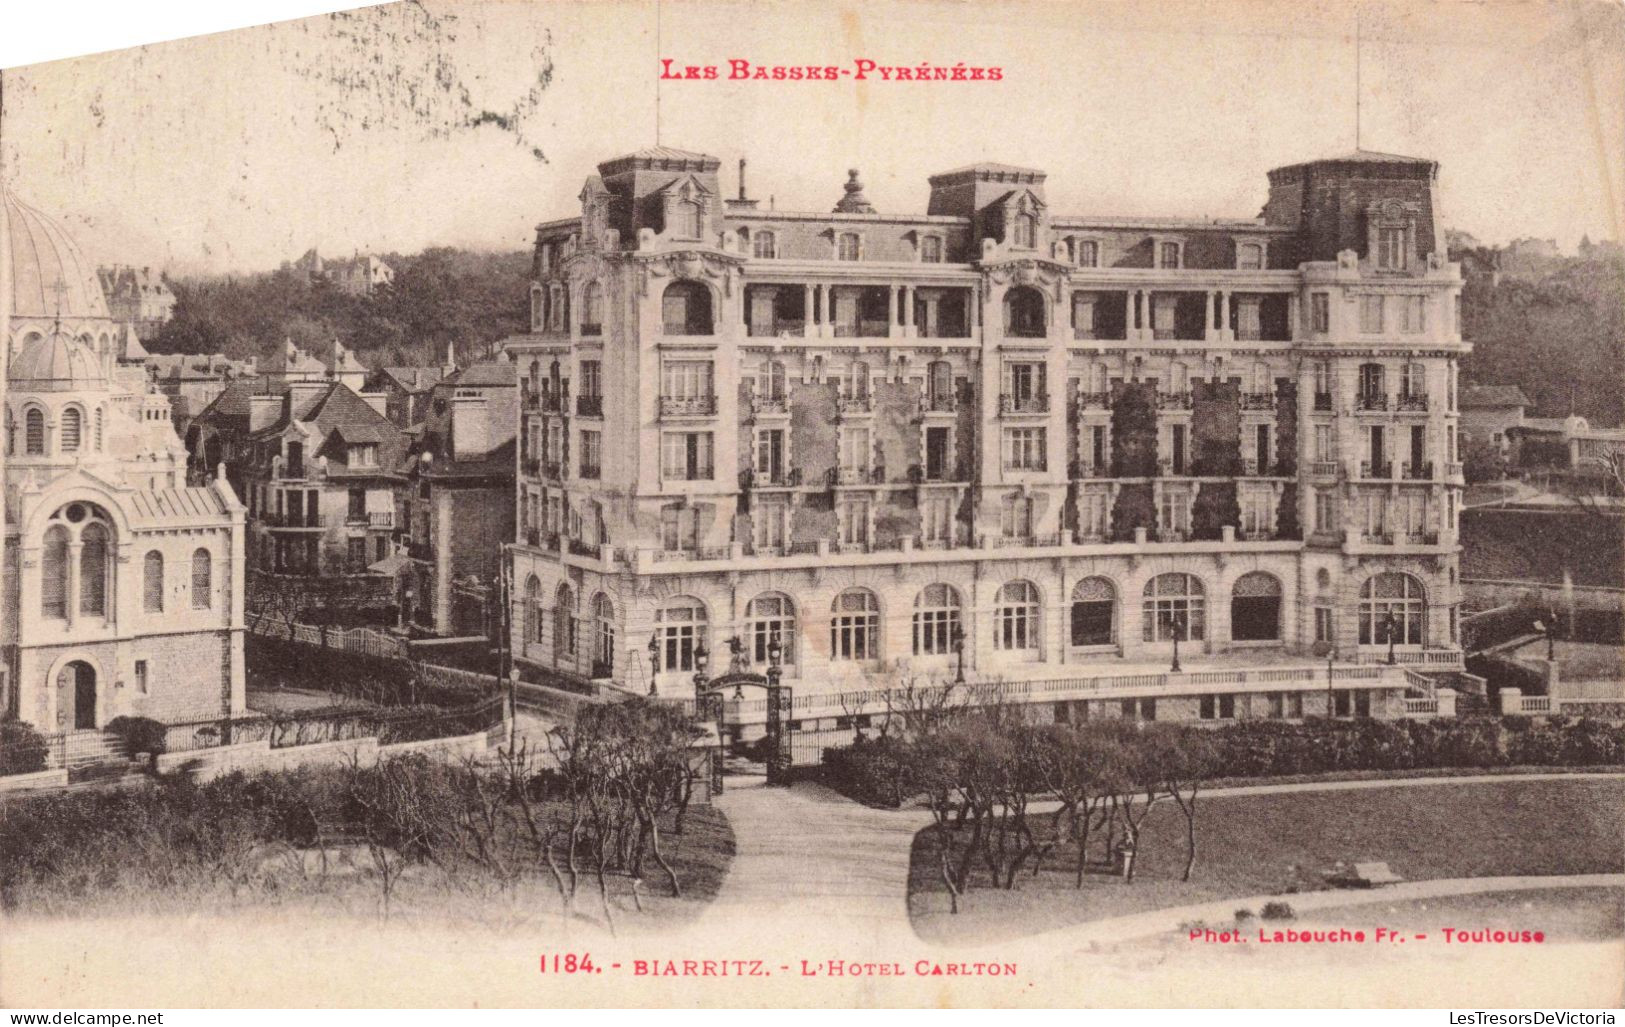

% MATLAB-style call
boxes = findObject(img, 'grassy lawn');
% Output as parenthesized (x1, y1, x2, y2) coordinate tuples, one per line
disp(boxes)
(1288, 886, 1625, 943)
(908, 778, 1625, 943)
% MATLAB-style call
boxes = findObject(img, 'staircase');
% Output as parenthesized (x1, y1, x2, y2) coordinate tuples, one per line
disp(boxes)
(45, 731, 132, 773)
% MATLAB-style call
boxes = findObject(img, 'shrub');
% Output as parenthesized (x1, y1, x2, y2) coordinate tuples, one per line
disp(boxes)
(105, 716, 167, 756)
(820, 735, 913, 808)
(1260, 901, 1296, 921)
(0, 721, 50, 776)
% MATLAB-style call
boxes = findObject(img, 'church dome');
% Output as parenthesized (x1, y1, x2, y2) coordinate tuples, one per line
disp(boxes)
(3, 186, 111, 321)
(10, 329, 107, 391)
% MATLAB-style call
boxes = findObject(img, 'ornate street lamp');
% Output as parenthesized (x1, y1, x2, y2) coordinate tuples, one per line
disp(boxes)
(693, 640, 710, 693)
(1167, 611, 1186, 673)
(950, 623, 966, 684)
(726, 635, 747, 698)
(766, 636, 783, 685)
(1382, 611, 1399, 666)
(647, 631, 660, 696)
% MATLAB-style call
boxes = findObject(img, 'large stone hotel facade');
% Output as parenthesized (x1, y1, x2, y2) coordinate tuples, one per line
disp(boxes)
(505, 146, 1468, 724)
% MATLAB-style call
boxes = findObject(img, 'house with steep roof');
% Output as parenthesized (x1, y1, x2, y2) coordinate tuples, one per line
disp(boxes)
(231, 380, 408, 578)
(400, 361, 517, 637)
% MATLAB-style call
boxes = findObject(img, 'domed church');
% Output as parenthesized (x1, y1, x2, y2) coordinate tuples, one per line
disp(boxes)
(1, 186, 246, 738)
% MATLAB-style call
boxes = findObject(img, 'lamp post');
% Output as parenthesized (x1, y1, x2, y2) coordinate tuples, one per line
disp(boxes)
(1533, 614, 1556, 662)
(1167, 611, 1186, 673)
(726, 635, 746, 698)
(647, 631, 660, 697)
(950, 623, 966, 684)
(1382, 611, 1399, 666)
(693, 640, 710, 695)
(766, 636, 787, 786)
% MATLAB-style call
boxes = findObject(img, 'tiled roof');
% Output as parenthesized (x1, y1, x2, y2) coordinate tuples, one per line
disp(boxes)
(444, 362, 517, 388)
(929, 162, 1047, 179)
(622, 146, 716, 162)
(1461, 385, 1531, 408)
(127, 486, 227, 521)
(377, 366, 445, 392)
(422, 437, 517, 480)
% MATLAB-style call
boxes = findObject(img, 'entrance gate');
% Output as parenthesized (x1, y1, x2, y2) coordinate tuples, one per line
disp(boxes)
(694, 668, 793, 793)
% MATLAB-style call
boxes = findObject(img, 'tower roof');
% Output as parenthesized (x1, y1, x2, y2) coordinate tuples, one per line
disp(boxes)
(2, 186, 112, 321)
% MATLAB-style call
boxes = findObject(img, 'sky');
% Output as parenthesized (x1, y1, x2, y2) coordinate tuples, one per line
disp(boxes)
(1, 0, 1621, 276)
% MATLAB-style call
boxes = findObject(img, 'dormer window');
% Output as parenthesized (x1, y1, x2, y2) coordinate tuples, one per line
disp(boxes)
(1012, 213, 1038, 250)
(1377, 227, 1407, 270)
(672, 198, 702, 239)
(1158, 241, 1182, 269)
(1237, 243, 1264, 270)
(752, 231, 777, 259)
(837, 233, 861, 261)
(350, 443, 378, 467)
(919, 235, 943, 263)
(1077, 240, 1099, 268)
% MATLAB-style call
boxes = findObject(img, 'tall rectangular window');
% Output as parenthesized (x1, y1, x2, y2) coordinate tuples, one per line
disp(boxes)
(1315, 607, 1334, 645)
(579, 360, 601, 398)
(1002, 428, 1046, 471)
(1311, 292, 1330, 332)
(579, 430, 601, 477)
(660, 432, 712, 480)
(837, 498, 871, 545)
(924, 426, 951, 480)
(921, 495, 954, 542)
(1401, 295, 1427, 333)
(1077, 240, 1099, 267)
(839, 426, 872, 473)
(1315, 488, 1338, 534)
(1377, 227, 1407, 270)
(1359, 295, 1384, 333)
(1158, 490, 1191, 536)
(1314, 424, 1333, 461)
(661, 360, 713, 400)
(134, 660, 148, 695)
(753, 499, 787, 549)
(1079, 491, 1110, 538)
(837, 233, 860, 261)
(1237, 243, 1263, 270)
(920, 236, 943, 262)
(755, 428, 785, 482)
(1158, 242, 1180, 268)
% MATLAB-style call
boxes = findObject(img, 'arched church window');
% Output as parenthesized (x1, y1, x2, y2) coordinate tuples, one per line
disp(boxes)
(61, 408, 82, 453)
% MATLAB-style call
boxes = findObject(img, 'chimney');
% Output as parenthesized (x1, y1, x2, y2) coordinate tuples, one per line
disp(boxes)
(249, 393, 283, 432)
(738, 158, 747, 201)
(451, 394, 489, 459)
(288, 379, 329, 416)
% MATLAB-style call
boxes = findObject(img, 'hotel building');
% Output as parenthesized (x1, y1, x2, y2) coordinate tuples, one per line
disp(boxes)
(504, 146, 1469, 725)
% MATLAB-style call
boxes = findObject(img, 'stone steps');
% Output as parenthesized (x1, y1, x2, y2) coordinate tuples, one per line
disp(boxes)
(45, 732, 131, 771)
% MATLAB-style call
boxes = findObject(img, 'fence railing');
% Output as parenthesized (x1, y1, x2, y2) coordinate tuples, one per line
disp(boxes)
(157, 695, 505, 755)
(249, 616, 411, 661)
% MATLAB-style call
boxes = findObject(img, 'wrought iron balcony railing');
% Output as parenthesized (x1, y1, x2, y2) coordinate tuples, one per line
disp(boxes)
(658, 395, 718, 417)
(998, 392, 1049, 415)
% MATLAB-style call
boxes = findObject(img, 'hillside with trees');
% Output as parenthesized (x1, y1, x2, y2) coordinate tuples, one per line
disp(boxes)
(149, 247, 532, 369)
(1455, 237, 1625, 426)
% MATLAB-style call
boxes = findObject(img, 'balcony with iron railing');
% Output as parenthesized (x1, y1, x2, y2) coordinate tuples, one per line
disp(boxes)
(919, 392, 958, 414)
(576, 395, 603, 418)
(658, 394, 718, 418)
(580, 463, 601, 480)
(1068, 460, 1104, 479)
(998, 392, 1049, 416)
(1240, 391, 1276, 411)
(909, 464, 962, 485)
(567, 537, 601, 559)
(1359, 460, 1394, 479)
(1402, 460, 1434, 480)
(837, 393, 873, 416)
(828, 465, 886, 486)
(345, 510, 395, 529)
(1156, 391, 1193, 410)
(744, 466, 801, 488)
(1444, 462, 1464, 478)
(1395, 392, 1430, 412)
(1356, 392, 1389, 412)
(261, 510, 325, 530)
(1308, 460, 1340, 477)
(751, 393, 789, 417)
(1156, 458, 1195, 477)
(1073, 391, 1111, 411)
